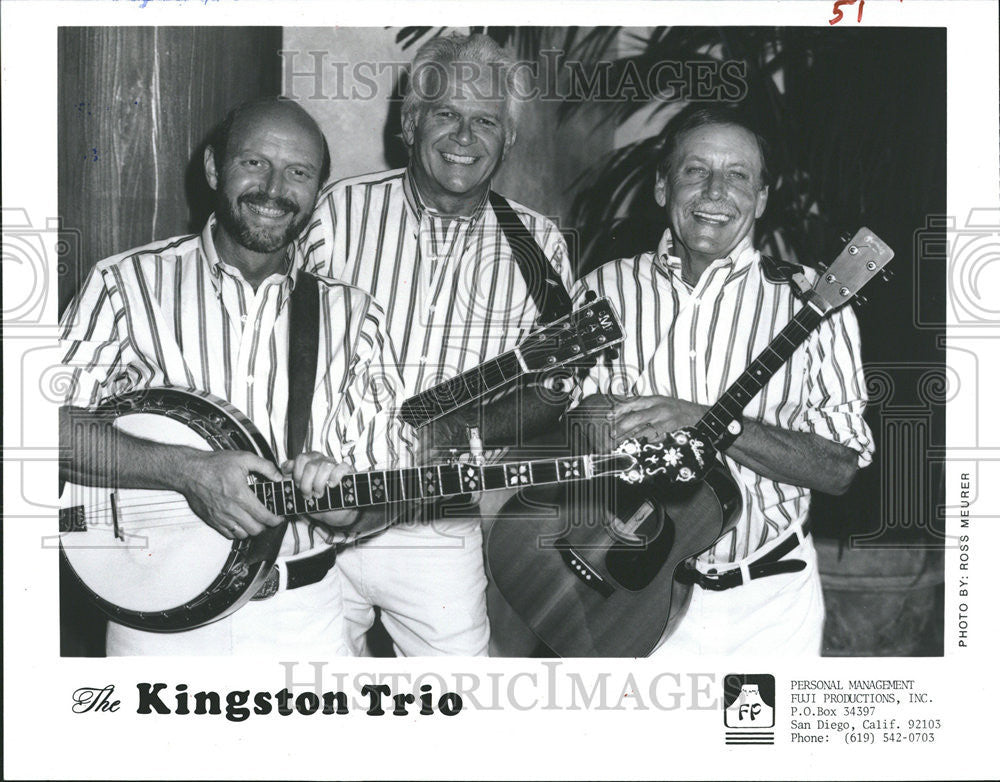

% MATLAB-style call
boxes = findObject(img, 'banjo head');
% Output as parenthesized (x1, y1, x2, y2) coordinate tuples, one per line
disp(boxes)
(59, 389, 284, 632)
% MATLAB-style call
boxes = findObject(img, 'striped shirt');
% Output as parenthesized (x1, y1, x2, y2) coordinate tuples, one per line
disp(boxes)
(59, 216, 414, 558)
(575, 231, 874, 566)
(298, 168, 573, 397)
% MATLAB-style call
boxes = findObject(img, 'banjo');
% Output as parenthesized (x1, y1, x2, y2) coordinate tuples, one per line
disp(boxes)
(59, 386, 689, 633)
(59, 297, 622, 633)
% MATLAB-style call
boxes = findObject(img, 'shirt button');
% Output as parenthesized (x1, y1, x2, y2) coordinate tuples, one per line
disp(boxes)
(689, 350, 698, 358)
(246, 377, 255, 385)
(240, 315, 247, 323)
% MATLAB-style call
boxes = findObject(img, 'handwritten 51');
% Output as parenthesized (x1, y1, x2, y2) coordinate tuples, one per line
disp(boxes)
(830, 0, 904, 26)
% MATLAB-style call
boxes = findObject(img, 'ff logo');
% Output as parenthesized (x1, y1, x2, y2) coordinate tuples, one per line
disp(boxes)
(724, 674, 775, 745)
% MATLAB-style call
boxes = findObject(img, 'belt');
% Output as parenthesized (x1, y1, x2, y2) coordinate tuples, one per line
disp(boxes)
(251, 545, 338, 601)
(676, 518, 813, 592)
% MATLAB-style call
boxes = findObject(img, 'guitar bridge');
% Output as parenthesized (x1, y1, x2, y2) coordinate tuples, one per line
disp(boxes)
(556, 538, 614, 597)
(59, 505, 87, 532)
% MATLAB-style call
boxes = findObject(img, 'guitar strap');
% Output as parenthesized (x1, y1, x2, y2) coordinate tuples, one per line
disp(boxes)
(489, 191, 573, 324)
(760, 253, 808, 299)
(250, 270, 329, 603)
(286, 270, 320, 458)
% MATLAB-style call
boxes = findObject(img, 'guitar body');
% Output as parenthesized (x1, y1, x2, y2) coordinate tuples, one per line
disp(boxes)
(59, 388, 286, 632)
(484, 229, 895, 656)
(486, 463, 741, 657)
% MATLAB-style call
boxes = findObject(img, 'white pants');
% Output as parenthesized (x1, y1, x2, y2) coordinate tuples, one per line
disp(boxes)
(106, 565, 348, 657)
(652, 537, 825, 656)
(337, 519, 490, 657)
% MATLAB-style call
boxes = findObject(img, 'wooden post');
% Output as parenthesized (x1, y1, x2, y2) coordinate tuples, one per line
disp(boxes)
(57, 26, 282, 313)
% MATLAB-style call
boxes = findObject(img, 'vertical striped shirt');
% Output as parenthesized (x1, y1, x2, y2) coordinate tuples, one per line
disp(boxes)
(59, 216, 414, 558)
(297, 168, 573, 397)
(575, 231, 874, 566)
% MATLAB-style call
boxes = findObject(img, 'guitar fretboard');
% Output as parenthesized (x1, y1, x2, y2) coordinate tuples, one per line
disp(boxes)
(252, 453, 632, 518)
(397, 298, 624, 428)
(398, 350, 523, 427)
(697, 297, 825, 444)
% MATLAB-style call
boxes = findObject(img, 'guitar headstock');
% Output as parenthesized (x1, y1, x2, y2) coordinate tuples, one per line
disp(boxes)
(811, 228, 894, 314)
(519, 297, 625, 372)
(613, 428, 713, 485)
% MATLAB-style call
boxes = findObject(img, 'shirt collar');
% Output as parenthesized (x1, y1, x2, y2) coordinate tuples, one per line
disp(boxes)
(402, 167, 490, 226)
(655, 229, 759, 279)
(201, 214, 299, 290)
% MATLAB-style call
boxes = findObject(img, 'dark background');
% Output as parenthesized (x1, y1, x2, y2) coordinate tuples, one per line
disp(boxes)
(58, 26, 946, 657)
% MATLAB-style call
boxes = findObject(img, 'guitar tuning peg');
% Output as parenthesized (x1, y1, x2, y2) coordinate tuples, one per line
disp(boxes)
(880, 268, 894, 282)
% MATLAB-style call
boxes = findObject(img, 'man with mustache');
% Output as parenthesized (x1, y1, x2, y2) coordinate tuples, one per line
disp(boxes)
(574, 104, 874, 655)
(59, 98, 413, 655)
(298, 34, 573, 656)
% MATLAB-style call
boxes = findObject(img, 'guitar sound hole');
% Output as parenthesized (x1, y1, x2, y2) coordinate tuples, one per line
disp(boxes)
(606, 499, 661, 545)
(604, 502, 676, 591)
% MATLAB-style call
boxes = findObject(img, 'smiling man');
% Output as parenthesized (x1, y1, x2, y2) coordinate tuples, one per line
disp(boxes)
(207, 102, 323, 268)
(299, 34, 573, 656)
(59, 98, 413, 655)
(573, 104, 874, 656)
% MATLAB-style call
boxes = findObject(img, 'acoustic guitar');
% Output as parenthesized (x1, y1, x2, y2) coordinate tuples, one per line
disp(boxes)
(485, 228, 894, 657)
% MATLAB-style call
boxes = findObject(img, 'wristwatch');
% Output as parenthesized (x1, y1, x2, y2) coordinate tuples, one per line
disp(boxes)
(716, 415, 744, 451)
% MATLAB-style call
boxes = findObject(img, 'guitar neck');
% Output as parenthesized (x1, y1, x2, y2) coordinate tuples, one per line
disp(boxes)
(253, 452, 635, 518)
(398, 349, 524, 427)
(696, 296, 825, 444)
(397, 297, 625, 428)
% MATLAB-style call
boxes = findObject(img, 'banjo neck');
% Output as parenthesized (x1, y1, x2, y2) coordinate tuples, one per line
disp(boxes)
(252, 451, 637, 518)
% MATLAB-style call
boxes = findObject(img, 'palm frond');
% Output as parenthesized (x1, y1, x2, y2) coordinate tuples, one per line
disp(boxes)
(394, 27, 445, 50)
